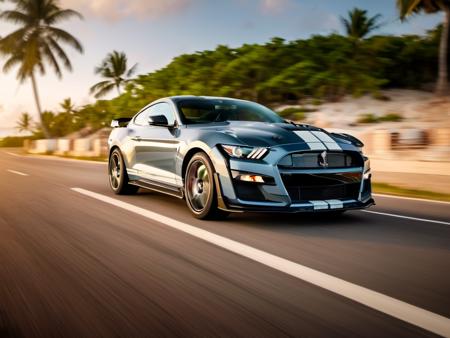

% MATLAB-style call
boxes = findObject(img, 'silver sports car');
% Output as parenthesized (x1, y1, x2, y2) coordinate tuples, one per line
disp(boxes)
(108, 96, 374, 219)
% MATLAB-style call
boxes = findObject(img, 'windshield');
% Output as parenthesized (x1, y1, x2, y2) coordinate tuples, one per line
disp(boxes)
(176, 98, 284, 124)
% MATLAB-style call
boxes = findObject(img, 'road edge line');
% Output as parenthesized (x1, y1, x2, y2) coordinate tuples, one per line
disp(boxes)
(361, 210, 449, 226)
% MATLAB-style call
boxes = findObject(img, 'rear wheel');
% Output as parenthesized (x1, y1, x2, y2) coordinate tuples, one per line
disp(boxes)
(185, 152, 229, 220)
(109, 149, 139, 195)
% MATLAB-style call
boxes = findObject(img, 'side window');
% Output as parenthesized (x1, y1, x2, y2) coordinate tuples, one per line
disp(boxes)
(134, 107, 150, 126)
(149, 102, 175, 125)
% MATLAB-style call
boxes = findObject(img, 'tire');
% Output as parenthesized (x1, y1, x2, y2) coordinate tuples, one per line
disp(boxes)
(108, 148, 139, 195)
(185, 152, 229, 220)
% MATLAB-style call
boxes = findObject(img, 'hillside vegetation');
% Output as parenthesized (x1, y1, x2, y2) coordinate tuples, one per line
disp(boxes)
(32, 29, 443, 136)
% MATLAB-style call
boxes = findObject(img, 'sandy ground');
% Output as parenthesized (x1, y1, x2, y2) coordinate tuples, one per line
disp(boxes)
(283, 89, 450, 132)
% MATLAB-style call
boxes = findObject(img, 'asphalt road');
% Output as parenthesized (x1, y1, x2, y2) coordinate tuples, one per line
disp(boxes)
(1, 149, 449, 337)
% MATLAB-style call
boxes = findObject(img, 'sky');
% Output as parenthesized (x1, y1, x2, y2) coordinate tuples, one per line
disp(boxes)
(0, 0, 442, 130)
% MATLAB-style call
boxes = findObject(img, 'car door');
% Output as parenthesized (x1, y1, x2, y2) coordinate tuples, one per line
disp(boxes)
(131, 102, 180, 186)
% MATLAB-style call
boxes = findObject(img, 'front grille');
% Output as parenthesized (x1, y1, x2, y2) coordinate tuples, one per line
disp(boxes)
(281, 173, 361, 202)
(278, 151, 363, 169)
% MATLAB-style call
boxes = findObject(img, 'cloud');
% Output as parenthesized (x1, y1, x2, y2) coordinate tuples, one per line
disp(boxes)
(60, 0, 192, 21)
(260, 0, 290, 14)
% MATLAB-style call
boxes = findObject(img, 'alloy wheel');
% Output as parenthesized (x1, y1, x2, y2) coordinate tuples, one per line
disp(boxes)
(186, 159, 211, 212)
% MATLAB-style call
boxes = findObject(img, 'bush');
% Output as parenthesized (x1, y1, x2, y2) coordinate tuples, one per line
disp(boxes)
(379, 113, 403, 122)
(311, 98, 323, 106)
(372, 92, 391, 101)
(357, 113, 379, 123)
(357, 112, 403, 124)
(0, 136, 30, 147)
(277, 107, 306, 120)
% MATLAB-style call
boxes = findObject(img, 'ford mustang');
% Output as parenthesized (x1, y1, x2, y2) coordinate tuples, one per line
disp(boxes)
(108, 96, 374, 219)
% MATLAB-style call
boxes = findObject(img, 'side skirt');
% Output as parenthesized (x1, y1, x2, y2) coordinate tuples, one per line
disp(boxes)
(129, 179, 184, 199)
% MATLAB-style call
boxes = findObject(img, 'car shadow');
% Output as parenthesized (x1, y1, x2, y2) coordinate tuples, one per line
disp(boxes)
(129, 190, 450, 251)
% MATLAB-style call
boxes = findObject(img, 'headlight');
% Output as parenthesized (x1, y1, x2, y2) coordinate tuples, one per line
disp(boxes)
(221, 145, 269, 160)
(363, 156, 371, 179)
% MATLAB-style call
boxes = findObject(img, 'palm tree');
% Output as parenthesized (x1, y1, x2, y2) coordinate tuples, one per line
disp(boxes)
(397, 0, 449, 96)
(340, 8, 382, 39)
(0, 0, 83, 138)
(16, 112, 33, 133)
(90, 51, 137, 98)
(60, 97, 76, 114)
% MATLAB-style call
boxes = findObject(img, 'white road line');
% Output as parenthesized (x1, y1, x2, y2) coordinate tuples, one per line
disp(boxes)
(5, 152, 21, 157)
(361, 210, 450, 226)
(72, 187, 450, 337)
(7, 169, 29, 176)
(373, 193, 450, 205)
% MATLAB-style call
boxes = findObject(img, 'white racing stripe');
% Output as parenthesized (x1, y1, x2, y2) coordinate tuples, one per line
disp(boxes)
(293, 131, 326, 150)
(311, 131, 342, 151)
(72, 187, 450, 336)
(7, 169, 29, 176)
(361, 210, 450, 226)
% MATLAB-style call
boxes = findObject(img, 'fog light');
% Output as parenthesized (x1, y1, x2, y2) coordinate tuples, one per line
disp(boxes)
(239, 174, 265, 183)
(231, 170, 275, 184)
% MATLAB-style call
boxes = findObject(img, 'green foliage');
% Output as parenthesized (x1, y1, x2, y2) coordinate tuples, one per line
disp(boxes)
(379, 113, 403, 122)
(16, 112, 33, 132)
(277, 108, 306, 120)
(357, 112, 403, 123)
(340, 8, 382, 39)
(14, 29, 440, 136)
(373, 182, 450, 202)
(357, 113, 379, 123)
(90, 51, 137, 98)
(0, 136, 34, 147)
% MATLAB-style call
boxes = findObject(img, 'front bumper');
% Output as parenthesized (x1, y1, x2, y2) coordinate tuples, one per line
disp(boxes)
(209, 145, 374, 213)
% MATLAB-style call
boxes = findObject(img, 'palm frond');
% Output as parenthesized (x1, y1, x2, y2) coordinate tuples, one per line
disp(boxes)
(91, 81, 116, 98)
(48, 37, 72, 70)
(126, 63, 138, 78)
(90, 80, 113, 94)
(42, 42, 62, 78)
(47, 26, 83, 53)
(0, 10, 29, 24)
(46, 9, 83, 24)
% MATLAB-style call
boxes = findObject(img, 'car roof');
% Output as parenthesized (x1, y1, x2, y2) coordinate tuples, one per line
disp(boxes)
(167, 95, 250, 104)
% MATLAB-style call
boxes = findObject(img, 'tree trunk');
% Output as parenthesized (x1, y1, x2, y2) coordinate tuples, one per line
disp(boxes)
(436, 7, 449, 96)
(116, 82, 122, 96)
(31, 72, 51, 138)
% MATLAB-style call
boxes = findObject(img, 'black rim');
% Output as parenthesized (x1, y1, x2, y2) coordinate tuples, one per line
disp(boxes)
(186, 159, 211, 212)
(109, 153, 121, 190)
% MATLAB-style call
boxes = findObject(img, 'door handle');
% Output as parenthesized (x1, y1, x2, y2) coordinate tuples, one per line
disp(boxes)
(132, 136, 141, 141)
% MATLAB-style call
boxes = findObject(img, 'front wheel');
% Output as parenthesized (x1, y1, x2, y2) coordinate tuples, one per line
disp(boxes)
(109, 149, 139, 195)
(185, 152, 229, 220)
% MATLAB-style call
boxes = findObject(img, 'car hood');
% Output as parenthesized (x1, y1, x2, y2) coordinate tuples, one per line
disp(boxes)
(190, 121, 353, 149)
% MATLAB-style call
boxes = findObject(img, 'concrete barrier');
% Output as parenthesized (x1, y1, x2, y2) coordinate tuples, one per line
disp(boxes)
(371, 130, 392, 156)
(54, 139, 71, 155)
(28, 139, 57, 154)
(70, 138, 93, 157)
(25, 126, 448, 161)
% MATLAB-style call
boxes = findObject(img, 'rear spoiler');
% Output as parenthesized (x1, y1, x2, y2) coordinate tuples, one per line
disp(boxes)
(111, 117, 132, 128)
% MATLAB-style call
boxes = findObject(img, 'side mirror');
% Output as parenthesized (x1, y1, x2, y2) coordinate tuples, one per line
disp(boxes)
(148, 115, 172, 127)
(111, 117, 131, 128)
